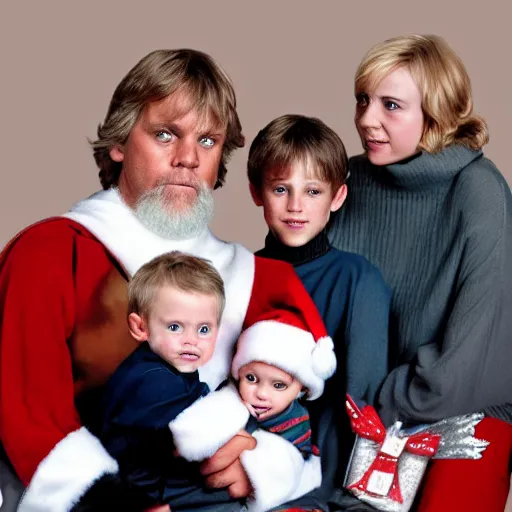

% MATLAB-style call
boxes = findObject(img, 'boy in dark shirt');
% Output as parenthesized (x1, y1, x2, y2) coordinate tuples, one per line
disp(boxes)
(247, 114, 392, 509)
(100, 251, 233, 510)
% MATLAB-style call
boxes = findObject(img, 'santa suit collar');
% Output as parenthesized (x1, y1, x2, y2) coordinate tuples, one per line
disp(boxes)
(62, 187, 254, 391)
(64, 187, 237, 277)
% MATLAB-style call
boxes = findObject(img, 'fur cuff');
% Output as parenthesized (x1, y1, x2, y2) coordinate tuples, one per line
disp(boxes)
(240, 430, 305, 512)
(18, 427, 119, 512)
(287, 453, 322, 502)
(169, 381, 250, 461)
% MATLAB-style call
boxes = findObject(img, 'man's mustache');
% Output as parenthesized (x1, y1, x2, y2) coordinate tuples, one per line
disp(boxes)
(156, 179, 200, 191)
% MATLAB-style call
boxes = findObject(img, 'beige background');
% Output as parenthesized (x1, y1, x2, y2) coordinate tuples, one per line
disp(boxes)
(0, 1, 510, 251)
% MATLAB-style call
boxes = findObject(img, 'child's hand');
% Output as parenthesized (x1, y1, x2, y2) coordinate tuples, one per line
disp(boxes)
(244, 402, 258, 418)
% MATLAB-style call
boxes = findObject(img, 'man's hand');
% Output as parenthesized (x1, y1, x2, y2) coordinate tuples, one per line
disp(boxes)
(200, 430, 256, 499)
(145, 506, 170, 512)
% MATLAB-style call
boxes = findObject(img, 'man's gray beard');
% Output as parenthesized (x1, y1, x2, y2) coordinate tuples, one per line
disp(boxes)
(134, 183, 214, 240)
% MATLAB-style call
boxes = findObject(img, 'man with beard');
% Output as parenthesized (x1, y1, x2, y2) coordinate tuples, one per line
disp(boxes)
(0, 50, 326, 512)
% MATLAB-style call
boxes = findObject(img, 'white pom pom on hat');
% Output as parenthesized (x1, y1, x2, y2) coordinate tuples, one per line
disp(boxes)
(311, 336, 337, 380)
(231, 295, 337, 401)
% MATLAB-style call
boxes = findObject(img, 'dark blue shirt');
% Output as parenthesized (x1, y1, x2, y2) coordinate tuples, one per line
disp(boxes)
(100, 343, 237, 509)
(294, 248, 390, 405)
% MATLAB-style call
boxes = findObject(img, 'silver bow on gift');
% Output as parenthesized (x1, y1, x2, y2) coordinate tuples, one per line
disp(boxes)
(414, 413, 489, 460)
(344, 395, 489, 512)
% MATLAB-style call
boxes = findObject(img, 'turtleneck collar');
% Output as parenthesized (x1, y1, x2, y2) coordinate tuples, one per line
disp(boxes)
(258, 230, 331, 266)
(371, 145, 483, 190)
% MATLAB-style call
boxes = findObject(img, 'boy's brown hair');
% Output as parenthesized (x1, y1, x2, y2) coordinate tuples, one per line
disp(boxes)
(128, 251, 225, 322)
(247, 114, 349, 192)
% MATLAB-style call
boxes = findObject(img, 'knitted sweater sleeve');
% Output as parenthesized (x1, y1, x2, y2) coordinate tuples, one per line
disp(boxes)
(378, 161, 512, 425)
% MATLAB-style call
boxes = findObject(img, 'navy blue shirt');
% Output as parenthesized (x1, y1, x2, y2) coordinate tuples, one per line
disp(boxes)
(294, 248, 390, 405)
(100, 343, 237, 509)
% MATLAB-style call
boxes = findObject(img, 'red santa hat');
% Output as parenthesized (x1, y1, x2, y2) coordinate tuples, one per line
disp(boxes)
(231, 274, 337, 401)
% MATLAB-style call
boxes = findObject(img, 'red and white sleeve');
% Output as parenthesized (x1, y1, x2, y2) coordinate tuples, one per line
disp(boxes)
(0, 222, 146, 512)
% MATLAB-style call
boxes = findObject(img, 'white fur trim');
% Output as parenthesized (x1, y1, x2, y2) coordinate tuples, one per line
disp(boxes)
(287, 453, 322, 502)
(240, 430, 304, 512)
(169, 382, 250, 461)
(18, 427, 118, 512)
(63, 188, 254, 392)
(232, 321, 336, 400)
(312, 336, 337, 379)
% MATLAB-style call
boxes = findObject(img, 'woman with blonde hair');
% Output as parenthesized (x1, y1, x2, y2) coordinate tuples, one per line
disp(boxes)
(329, 34, 512, 510)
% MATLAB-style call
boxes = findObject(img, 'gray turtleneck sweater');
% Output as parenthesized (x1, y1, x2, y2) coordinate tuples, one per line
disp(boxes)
(329, 145, 512, 426)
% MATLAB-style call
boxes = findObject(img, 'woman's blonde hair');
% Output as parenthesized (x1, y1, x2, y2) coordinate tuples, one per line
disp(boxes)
(91, 49, 245, 189)
(355, 34, 488, 152)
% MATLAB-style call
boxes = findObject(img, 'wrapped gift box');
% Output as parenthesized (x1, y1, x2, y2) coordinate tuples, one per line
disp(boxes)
(343, 395, 489, 512)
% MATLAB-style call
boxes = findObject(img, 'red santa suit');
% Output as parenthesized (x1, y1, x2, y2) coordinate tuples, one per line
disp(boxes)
(0, 188, 329, 511)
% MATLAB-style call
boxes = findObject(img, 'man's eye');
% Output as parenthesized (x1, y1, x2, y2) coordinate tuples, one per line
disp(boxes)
(245, 374, 257, 382)
(156, 131, 173, 142)
(274, 186, 286, 195)
(198, 324, 210, 335)
(199, 136, 215, 148)
(308, 189, 321, 196)
(168, 323, 182, 332)
(274, 382, 287, 390)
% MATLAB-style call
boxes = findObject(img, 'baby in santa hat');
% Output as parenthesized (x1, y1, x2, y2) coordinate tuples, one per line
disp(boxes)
(230, 305, 337, 461)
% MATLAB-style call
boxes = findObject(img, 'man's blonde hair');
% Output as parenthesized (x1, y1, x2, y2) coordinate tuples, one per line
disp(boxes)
(91, 49, 245, 190)
(355, 34, 489, 152)
(128, 251, 225, 321)
(247, 114, 348, 192)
